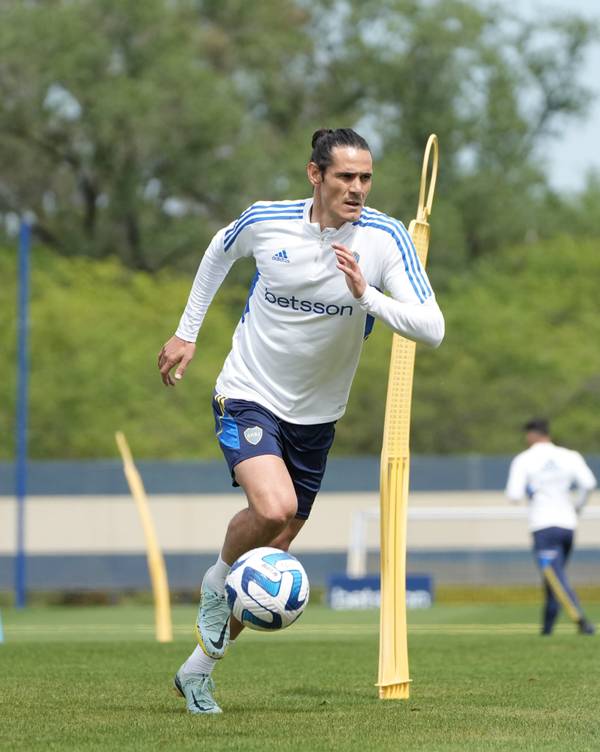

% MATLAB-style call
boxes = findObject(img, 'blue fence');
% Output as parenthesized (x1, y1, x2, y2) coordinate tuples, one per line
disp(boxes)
(5, 454, 599, 495)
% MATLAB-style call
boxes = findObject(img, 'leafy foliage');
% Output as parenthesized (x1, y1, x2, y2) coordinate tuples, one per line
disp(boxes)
(2, 235, 600, 459)
(0, 0, 597, 279)
(1, 245, 240, 459)
(411, 235, 600, 454)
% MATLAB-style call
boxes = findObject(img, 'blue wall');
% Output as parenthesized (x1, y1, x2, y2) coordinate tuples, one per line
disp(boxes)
(1, 549, 599, 590)
(4, 454, 584, 495)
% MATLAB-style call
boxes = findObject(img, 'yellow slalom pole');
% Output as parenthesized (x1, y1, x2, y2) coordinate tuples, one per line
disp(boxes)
(542, 565, 581, 622)
(115, 431, 173, 643)
(377, 135, 439, 700)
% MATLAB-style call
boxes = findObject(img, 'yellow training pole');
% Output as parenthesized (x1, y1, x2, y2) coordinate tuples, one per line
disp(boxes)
(378, 135, 439, 699)
(115, 431, 173, 643)
(542, 565, 581, 622)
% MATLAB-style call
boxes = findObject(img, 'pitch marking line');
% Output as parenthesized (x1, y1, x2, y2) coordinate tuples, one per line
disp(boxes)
(3, 622, 583, 640)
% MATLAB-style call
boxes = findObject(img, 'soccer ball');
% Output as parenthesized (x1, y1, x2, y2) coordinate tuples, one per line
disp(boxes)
(225, 547, 309, 631)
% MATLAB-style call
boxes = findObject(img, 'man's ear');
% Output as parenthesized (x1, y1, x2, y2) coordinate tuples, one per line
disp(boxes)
(307, 161, 322, 188)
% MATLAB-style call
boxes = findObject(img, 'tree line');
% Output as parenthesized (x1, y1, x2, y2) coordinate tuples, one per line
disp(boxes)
(1, 235, 599, 459)
(1, 0, 598, 283)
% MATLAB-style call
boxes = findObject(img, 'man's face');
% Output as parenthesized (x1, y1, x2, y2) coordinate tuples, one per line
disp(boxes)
(308, 146, 373, 227)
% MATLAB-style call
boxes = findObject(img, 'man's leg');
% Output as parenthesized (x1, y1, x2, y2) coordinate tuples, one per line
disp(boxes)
(221, 455, 299, 563)
(176, 499, 304, 714)
(197, 454, 298, 655)
(536, 528, 591, 634)
(541, 578, 559, 636)
(559, 530, 595, 635)
(175, 455, 299, 713)
(226, 416, 333, 640)
(534, 529, 561, 635)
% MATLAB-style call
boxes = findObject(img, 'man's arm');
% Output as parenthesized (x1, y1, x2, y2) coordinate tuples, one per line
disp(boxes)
(332, 242, 444, 348)
(571, 451, 597, 514)
(505, 455, 528, 503)
(158, 215, 253, 386)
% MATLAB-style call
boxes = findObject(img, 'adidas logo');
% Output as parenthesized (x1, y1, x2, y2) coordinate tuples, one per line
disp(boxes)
(272, 249, 290, 263)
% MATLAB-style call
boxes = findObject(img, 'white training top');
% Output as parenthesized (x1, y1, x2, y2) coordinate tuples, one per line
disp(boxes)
(505, 441, 597, 532)
(176, 198, 444, 424)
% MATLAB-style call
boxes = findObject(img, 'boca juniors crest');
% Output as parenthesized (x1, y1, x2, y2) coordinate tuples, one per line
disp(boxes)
(244, 426, 263, 445)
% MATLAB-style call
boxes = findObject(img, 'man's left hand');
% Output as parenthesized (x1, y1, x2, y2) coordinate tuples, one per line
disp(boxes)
(332, 243, 366, 299)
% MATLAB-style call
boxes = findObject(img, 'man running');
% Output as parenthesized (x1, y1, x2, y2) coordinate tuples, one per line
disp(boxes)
(506, 417, 597, 636)
(158, 128, 444, 713)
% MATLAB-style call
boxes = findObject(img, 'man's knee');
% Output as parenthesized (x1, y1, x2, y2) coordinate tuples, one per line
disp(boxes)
(235, 455, 297, 530)
(252, 492, 297, 530)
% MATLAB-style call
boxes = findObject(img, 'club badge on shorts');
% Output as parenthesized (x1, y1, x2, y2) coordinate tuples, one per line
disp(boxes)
(244, 426, 263, 445)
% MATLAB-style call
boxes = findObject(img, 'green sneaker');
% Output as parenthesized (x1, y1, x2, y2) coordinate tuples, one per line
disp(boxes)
(174, 668, 222, 715)
(195, 575, 231, 659)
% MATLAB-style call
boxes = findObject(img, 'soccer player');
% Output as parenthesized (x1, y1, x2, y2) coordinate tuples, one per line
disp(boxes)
(158, 128, 445, 714)
(505, 418, 597, 636)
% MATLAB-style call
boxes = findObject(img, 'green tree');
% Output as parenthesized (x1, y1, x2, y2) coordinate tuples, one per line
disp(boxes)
(1, 244, 241, 459)
(1, 0, 596, 278)
(0, 0, 313, 271)
(540, 171, 600, 241)
(3, 235, 599, 459)
(409, 235, 600, 454)
(314, 1, 597, 279)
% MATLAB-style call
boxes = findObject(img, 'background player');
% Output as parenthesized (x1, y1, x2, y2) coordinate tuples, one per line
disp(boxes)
(505, 417, 597, 636)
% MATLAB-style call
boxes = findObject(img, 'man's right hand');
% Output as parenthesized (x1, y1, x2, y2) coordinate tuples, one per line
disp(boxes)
(158, 335, 196, 386)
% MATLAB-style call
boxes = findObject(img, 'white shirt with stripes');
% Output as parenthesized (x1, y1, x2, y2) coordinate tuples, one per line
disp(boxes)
(176, 198, 444, 424)
(505, 441, 597, 532)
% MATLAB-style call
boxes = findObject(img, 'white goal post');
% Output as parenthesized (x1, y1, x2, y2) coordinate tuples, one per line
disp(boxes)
(346, 505, 600, 578)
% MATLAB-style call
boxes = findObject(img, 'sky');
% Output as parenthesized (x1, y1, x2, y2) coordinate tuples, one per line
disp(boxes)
(519, 0, 600, 191)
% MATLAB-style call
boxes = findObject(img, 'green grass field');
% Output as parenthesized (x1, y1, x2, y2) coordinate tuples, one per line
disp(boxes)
(1, 603, 599, 752)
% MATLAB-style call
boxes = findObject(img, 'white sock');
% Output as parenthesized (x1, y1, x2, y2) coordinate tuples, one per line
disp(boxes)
(183, 645, 217, 676)
(182, 639, 237, 677)
(203, 554, 231, 595)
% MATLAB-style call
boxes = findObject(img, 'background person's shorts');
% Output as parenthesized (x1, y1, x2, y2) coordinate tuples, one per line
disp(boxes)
(212, 393, 336, 519)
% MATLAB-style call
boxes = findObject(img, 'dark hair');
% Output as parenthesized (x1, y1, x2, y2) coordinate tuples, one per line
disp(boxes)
(523, 417, 550, 435)
(310, 128, 371, 173)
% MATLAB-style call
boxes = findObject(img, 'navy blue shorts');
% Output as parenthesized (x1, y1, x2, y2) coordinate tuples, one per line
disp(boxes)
(212, 394, 336, 519)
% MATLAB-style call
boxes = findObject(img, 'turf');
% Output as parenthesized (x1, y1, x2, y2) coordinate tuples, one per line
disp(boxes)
(1, 603, 599, 751)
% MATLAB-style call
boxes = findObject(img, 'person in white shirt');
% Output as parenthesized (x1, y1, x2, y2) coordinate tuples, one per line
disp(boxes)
(506, 418, 597, 636)
(158, 127, 445, 713)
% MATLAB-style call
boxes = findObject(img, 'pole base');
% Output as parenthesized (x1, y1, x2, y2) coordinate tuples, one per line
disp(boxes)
(378, 682, 410, 700)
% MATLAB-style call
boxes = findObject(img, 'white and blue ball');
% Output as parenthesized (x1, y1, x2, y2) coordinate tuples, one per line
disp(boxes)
(225, 547, 309, 631)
